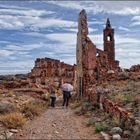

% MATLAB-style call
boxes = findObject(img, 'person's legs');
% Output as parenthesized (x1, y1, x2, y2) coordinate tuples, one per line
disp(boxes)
(51, 97, 56, 107)
(50, 97, 53, 107)
(62, 92, 67, 106)
(66, 92, 71, 107)
(52, 97, 56, 107)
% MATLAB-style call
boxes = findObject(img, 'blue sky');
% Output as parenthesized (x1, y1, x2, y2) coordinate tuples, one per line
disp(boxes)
(0, 1, 140, 75)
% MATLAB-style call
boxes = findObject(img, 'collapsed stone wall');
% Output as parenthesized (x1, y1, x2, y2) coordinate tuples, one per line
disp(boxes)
(130, 64, 140, 72)
(87, 86, 140, 138)
(76, 9, 140, 137)
(30, 57, 76, 86)
(76, 9, 119, 98)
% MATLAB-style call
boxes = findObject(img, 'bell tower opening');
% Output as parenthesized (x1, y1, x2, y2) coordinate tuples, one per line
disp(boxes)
(107, 34, 112, 41)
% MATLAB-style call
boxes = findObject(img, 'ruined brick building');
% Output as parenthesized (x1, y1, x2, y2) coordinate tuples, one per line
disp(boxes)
(30, 57, 76, 86)
(76, 9, 119, 98)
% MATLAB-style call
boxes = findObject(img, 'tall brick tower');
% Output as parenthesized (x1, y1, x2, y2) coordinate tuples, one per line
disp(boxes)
(103, 18, 115, 69)
(76, 9, 96, 99)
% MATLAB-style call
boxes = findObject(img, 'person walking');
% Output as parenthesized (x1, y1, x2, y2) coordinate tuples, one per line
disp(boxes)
(61, 82, 73, 108)
(50, 87, 57, 108)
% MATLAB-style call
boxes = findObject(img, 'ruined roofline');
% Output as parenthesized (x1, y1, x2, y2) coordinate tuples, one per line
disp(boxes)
(35, 57, 76, 67)
(36, 57, 60, 62)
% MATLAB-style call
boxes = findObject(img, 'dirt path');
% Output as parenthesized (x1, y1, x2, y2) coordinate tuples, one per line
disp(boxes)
(13, 100, 102, 139)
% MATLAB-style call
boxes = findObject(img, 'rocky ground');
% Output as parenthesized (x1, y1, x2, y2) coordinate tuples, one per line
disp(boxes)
(12, 100, 102, 139)
(105, 79, 140, 121)
(0, 73, 140, 139)
(0, 76, 102, 139)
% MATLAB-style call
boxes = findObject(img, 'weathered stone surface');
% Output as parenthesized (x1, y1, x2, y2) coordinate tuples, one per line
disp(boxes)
(110, 127, 123, 135)
(10, 129, 19, 133)
(111, 127, 123, 134)
(100, 131, 111, 140)
(30, 57, 76, 86)
(130, 64, 140, 72)
(1, 131, 13, 139)
(0, 101, 16, 114)
(122, 130, 131, 138)
(112, 134, 121, 140)
(76, 9, 119, 99)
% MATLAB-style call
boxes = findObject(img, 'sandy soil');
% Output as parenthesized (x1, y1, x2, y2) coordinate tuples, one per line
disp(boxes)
(13, 100, 102, 139)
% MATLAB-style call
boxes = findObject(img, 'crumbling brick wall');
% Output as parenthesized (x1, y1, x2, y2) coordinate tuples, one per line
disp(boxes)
(30, 57, 76, 86)
(76, 9, 119, 98)
(87, 86, 136, 128)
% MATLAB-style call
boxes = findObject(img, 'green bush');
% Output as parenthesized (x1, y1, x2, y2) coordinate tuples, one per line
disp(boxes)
(124, 94, 132, 104)
(95, 122, 108, 132)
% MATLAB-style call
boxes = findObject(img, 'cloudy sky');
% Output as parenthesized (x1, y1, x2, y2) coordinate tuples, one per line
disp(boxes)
(0, 1, 140, 75)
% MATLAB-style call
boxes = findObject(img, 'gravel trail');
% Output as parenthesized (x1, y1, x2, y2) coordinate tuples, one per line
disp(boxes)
(14, 100, 102, 139)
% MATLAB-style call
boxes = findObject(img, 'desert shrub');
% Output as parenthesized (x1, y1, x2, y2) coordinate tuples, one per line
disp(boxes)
(113, 93, 132, 105)
(86, 118, 95, 127)
(70, 101, 83, 109)
(6, 91, 13, 97)
(42, 93, 50, 101)
(5, 81, 21, 88)
(95, 122, 108, 132)
(74, 101, 94, 116)
(0, 112, 26, 129)
(0, 102, 16, 114)
(124, 94, 132, 104)
(21, 101, 47, 118)
(81, 101, 94, 112)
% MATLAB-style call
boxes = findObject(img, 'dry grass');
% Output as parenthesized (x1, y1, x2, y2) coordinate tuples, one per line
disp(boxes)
(0, 112, 26, 129)
(110, 93, 133, 106)
(70, 100, 83, 109)
(95, 122, 108, 132)
(6, 91, 13, 97)
(21, 101, 47, 118)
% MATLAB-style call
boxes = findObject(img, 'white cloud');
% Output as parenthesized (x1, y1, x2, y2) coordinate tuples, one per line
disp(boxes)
(0, 69, 30, 75)
(0, 14, 76, 30)
(64, 27, 98, 33)
(89, 21, 104, 25)
(46, 33, 76, 45)
(6, 43, 44, 51)
(0, 60, 33, 75)
(116, 35, 140, 44)
(131, 16, 140, 26)
(0, 60, 33, 70)
(108, 7, 140, 16)
(118, 26, 130, 32)
(0, 50, 14, 57)
(48, 1, 140, 15)
(0, 5, 64, 30)
(33, 18, 77, 28)
(0, 8, 52, 17)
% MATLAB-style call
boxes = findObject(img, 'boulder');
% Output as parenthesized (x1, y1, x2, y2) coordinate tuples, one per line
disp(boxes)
(110, 127, 123, 135)
(0, 101, 16, 114)
(100, 131, 111, 140)
(122, 130, 131, 138)
(112, 134, 121, 140)
(10, 129, 19, 133)
(1, 131, 13, 139)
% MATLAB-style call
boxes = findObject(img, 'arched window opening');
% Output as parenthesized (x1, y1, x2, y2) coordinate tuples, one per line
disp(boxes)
(96, 52, 100, 57)
(107, 34, 112, 41)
